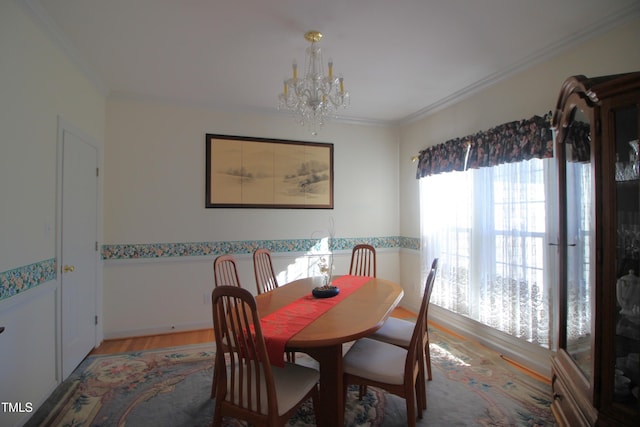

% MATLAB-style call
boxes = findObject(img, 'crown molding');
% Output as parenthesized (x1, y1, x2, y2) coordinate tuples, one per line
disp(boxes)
(18, 0, 640, 128)
(400, 2, 640, 126)
(109, 90, 394, 128)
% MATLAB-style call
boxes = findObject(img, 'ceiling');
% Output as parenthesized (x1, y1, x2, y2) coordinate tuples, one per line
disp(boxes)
(25, 0, 640, 126)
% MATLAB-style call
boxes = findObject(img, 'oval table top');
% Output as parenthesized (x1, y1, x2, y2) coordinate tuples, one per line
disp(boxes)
(255, 275, 404, 348)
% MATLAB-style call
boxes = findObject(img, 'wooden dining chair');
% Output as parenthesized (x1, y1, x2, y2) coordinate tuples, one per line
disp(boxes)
(253, 248, 278, 294)
(342, 268, 436, 427)
(213, 254, 241, 287)
(367, 259, 439, 410)
(211, 286, 320, 427)
(211, 253, 242, 398)
(252, 248, 296, 363)
(349, 244, 376, 277)
(348, 244, 376, 398)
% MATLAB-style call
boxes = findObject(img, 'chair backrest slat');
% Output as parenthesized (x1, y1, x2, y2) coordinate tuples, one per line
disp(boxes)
(253, 248, 278, 294)
(349, 244, 376, 277)
(214, 254, 241, 288)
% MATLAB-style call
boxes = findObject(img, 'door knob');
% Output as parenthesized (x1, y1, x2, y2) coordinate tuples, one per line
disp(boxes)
(63, 265, 75, 273)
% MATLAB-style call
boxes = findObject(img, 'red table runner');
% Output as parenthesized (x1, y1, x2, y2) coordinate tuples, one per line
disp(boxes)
(260, 275, 371, 367)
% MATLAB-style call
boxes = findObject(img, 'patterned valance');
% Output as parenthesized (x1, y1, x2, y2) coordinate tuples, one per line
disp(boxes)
(416, 114, 554, 179)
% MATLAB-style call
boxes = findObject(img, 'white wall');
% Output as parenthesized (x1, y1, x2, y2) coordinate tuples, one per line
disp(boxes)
(102, 95, 401, 337)
(103, 249, 400, 337)
(0, 1, 105, 426)
(0, 1, 105, 271)
(105, 97, 399, 243)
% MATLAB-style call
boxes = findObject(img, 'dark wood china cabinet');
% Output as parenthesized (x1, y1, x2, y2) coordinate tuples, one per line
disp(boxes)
(551, 72, 640, 426)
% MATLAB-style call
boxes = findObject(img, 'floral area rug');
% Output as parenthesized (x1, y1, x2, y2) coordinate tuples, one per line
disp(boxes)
(25, 343, 384, 427)
(26, 329, 555, 427)
(396, 328, 555, 427)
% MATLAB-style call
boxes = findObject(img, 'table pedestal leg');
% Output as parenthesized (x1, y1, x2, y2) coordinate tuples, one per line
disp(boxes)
(304, 345, 343, 427)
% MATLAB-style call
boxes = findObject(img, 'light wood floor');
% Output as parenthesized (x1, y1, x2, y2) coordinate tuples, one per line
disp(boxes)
(90, 308, 550, 383)
(91, 307, 416, 355)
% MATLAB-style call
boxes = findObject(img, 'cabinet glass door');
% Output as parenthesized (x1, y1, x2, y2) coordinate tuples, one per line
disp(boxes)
(613, 105, 640, 408)
(564, 108, 594, 380)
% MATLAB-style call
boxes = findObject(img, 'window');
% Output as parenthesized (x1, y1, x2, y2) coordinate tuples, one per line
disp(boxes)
(420, 158, 557, 348)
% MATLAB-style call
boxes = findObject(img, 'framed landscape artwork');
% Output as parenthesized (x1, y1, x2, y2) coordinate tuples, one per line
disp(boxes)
(205, 134, 334, 209)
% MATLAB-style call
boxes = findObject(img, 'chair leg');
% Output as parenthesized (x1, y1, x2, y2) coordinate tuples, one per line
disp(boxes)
(343, 378, 350, 414)
(359, 385, 367, 400)
(211, 349, 229, 399)
(407, 383, 418, 427)
(311, 385, 320, 423)
(426, 342, 433, 381)
(417, 350, 427, 410)
(414, 380, 424, 420)
(211, 364, 218, 399)
(418, 371, 426, 410)
(212, 400, 223, 427)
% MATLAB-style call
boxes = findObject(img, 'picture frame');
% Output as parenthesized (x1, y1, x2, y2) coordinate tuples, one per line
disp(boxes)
(205, 134, 334, 209)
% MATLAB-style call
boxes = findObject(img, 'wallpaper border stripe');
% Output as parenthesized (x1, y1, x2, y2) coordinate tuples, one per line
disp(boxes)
(0, 236, 419, 301)
(0, 258, 56, 301)
(101, 236, 419, 260)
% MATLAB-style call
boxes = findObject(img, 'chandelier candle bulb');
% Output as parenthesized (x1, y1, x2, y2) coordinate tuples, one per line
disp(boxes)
(328, 59, 333, 78)
(292, 60, 297, 79)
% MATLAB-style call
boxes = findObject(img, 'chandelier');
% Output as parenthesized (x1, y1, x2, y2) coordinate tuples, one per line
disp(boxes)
(278, 31, 350, 135)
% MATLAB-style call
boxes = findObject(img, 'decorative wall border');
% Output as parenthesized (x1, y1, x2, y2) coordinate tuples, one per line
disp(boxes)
(399, 236, 420, 251)
(101, 236, 420, 260)
(0, 237, 420, 300)
(0, 258, 57, 301)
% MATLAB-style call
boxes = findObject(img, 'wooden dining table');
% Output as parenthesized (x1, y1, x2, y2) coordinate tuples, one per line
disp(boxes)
(255, 275, 404, 427)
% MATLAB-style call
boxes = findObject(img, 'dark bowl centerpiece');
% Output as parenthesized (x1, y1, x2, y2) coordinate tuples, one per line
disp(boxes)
(312, 285, 340, 298)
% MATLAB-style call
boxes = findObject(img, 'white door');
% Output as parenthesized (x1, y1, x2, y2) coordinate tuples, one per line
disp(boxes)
(61, 127, 99, 378)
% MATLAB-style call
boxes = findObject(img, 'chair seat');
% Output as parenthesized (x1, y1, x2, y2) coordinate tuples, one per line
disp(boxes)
(369, 317, 413, 347)
(343, 338, 407, 385)
(226, 362, 319, 416)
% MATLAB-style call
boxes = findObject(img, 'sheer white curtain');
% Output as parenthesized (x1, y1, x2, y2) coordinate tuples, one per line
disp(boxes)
(420, 169, 473, 316)
(420, 158, 557, 348)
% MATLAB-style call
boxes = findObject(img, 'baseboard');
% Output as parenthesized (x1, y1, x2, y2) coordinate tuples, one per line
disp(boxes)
(103, 321, 212, 340)
(430, 305, 552, 379)
(104, 303, 412, 340)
